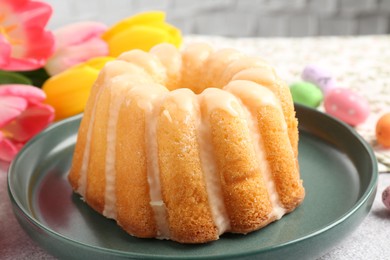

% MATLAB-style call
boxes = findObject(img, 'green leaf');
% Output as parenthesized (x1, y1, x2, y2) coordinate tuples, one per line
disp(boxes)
(0, 71, 32, 85)
(18, 68, 50, 88)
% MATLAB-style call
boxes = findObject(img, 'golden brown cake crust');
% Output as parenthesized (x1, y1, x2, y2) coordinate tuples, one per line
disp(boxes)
(157, 90, 218, 243)
(202, 90, 273, 233)
(115, 86, 157, 238)
(85, 84, 111, 214)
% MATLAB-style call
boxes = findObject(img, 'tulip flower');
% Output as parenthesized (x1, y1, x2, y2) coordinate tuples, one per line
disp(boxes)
(42, 57, 114, 121)
(45, 22, 109, 76)
(0, 84, 54, 162)
(102, 11, 182, 57)
(0, 0, 54, 71)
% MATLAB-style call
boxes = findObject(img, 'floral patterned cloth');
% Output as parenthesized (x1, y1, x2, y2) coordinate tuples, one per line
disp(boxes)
(185, 35, 390, 173)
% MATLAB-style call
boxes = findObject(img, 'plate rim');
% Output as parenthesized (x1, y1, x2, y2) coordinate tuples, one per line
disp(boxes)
(7, 104, 378, 259)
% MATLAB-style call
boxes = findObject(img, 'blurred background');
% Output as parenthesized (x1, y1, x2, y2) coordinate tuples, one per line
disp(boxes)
(44, 0, 390, 37)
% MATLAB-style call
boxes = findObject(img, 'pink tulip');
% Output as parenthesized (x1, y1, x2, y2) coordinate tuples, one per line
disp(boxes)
(45, 21, 109, 75)
(0, 0, 55, 71)
(0, 84, 54, 162)
(0, 35, 12, 67)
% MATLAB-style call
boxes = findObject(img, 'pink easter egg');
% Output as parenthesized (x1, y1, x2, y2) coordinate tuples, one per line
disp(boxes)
(382, 186, 390, 210)
(324, 88, 370, 126)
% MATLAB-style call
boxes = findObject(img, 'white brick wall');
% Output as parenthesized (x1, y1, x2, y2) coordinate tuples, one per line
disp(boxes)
(379, 0, 390, 12)
(306, 0, 338, 16)
(319, 17, 357, 35)
(257, 15, 288, 37)
(44, 0, 390, 37)
(194, 11, 257, 36)
(339, 0, 377, 15)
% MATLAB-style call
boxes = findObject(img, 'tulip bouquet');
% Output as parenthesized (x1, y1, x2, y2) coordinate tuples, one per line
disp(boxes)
(0, 0, 182, 162)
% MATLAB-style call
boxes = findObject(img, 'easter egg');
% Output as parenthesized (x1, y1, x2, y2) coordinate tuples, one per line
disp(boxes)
(382, 186, 390, 209)
(376, 113, 390, 147)
(289, 82, 323, 108)
(324, 88, 370, 126)
(302, 64, 337, 94)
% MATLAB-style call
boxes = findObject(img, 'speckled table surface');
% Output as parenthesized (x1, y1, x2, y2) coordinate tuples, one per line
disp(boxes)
(1, 35, 389, 259)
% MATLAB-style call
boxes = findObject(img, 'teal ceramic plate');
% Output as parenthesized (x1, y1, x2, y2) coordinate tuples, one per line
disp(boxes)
(8, 105, 377, 260)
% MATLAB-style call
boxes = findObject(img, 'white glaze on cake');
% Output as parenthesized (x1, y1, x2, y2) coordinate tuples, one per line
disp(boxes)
(150, 43, 182, 90)
(197, 89, 232, 235)
(139, 85, 170, 239)
(118, 50, 167, 85)
(102, 85, 121, 220)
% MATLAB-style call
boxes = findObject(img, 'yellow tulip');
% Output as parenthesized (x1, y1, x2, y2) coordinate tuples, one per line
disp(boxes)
(42, 57, 114, 121)
(102, 11, 182, 56)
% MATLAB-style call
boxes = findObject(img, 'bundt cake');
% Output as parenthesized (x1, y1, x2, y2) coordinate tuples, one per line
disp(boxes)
(68, 42, 305, 244)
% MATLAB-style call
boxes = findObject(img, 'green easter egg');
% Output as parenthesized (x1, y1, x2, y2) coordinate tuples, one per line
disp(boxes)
(290, 82, 323, 108)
